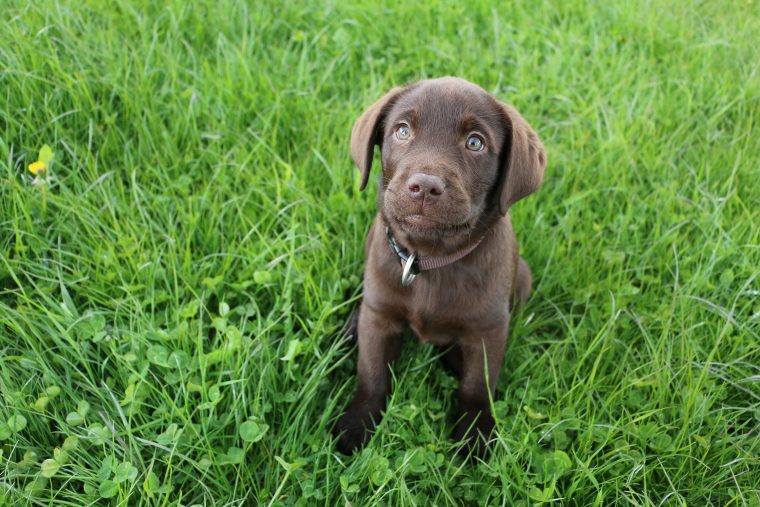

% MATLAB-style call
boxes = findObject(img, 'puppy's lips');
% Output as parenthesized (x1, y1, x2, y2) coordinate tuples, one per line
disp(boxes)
(396, 214, 469, 232)
(400, 214, 439, 229)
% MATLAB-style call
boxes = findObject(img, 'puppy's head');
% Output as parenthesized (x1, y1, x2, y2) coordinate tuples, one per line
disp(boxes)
(351, 77, 546, 253)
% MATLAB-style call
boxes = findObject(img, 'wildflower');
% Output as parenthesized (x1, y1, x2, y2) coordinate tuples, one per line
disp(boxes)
(28, 144, 54, 184)
(28, 161, 46, 175)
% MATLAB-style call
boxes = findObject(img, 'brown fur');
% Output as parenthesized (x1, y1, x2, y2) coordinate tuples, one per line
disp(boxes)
(335, 77, 547, 455)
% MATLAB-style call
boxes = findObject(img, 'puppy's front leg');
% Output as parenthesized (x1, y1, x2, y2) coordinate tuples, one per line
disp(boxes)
(453, 324, 508, 455)
(334, 303, 403, 454)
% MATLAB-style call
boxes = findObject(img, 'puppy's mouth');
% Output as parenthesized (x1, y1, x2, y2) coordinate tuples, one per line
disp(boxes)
(395, 214, 470, 234)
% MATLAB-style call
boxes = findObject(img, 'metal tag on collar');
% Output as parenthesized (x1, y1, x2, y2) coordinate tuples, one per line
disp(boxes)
(401, 253, 418, 286)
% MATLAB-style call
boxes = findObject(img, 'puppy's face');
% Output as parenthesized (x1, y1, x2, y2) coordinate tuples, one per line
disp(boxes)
(379, 80, 506, 249)
(351, 77, 546, 254)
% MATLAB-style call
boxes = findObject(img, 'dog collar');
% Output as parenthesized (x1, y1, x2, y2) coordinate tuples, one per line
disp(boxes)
(385, 226, 484, 286)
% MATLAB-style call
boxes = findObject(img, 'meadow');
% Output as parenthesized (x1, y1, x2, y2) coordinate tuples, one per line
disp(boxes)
(1, 0, 759, 505)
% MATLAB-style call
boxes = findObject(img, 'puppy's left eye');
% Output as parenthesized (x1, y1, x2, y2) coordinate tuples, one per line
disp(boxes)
(466, 135, 484, 151)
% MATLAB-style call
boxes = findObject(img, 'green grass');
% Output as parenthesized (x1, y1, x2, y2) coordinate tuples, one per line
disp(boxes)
(1, 0, 759, 504)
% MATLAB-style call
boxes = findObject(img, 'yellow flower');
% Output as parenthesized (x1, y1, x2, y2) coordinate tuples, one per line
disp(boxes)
(28, 145, 54, 178)
(29, 161, 47, 175)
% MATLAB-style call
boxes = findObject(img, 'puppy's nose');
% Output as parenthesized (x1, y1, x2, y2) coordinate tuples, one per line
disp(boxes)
(406, 173, 445, 203)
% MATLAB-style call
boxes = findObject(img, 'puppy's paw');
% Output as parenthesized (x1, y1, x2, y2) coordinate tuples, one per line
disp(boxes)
(333, 409, 372, 454)
(453, 409, 495, 458)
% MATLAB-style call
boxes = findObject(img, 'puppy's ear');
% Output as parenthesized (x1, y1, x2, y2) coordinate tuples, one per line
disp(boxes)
(496, 103, 547, 214)
(351, 85, 412, 191)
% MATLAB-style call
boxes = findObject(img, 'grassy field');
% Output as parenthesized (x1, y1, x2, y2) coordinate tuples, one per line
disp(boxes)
(1, 0, 759, 505)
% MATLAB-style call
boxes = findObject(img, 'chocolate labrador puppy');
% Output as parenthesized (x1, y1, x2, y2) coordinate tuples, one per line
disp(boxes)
(334, 77, 546, 455)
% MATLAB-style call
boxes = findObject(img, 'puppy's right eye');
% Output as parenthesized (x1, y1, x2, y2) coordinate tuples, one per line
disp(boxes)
(395, 125, 411, 140)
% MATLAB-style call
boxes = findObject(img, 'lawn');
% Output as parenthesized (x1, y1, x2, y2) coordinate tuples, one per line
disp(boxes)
(1, 0, 759, 505)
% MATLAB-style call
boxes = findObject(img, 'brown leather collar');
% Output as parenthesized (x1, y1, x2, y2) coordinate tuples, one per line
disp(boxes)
(385, 226, 484, 286)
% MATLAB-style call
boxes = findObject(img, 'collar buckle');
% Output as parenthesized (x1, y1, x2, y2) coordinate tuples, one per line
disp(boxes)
(401, 253, 418, 286)
(385, 226, 419, 286)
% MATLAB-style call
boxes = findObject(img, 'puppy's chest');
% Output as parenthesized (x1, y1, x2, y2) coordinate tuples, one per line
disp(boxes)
(404, 271, 506, 344)
(408, 314, 464, 346)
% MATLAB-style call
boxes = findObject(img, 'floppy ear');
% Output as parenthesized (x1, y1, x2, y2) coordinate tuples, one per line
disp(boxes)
(496, 103, 547, 214)
(351, 85, 411, 191)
